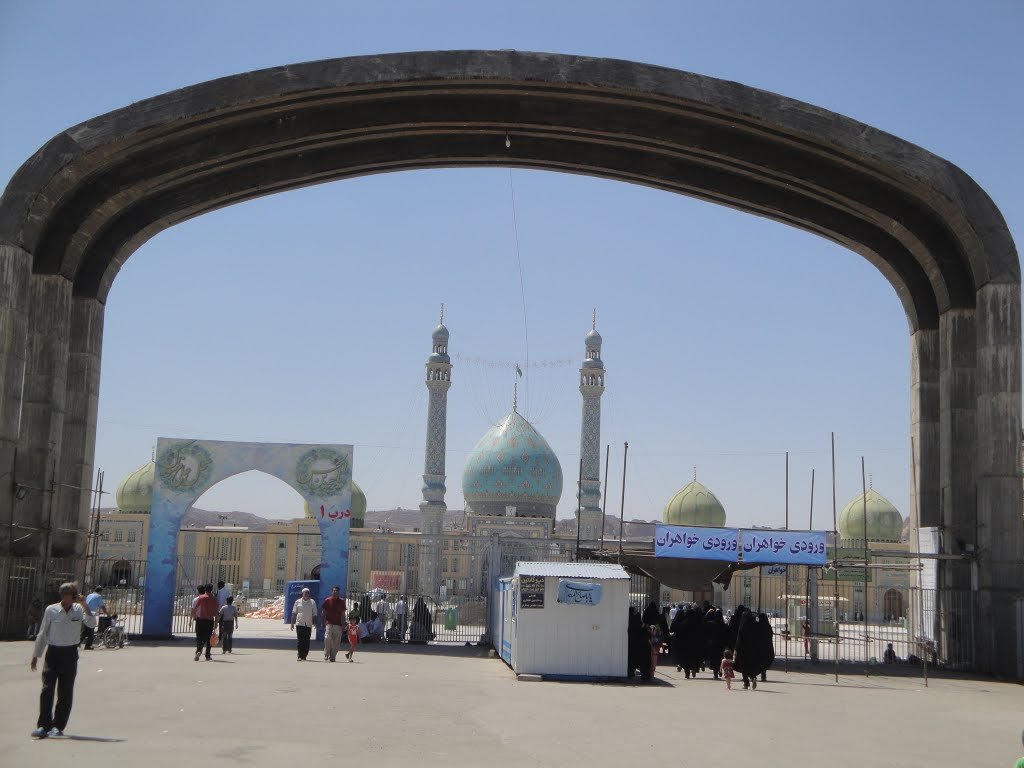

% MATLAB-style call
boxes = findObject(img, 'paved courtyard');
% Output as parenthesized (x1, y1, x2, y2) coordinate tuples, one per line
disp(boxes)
(1, 618, 1021, 767)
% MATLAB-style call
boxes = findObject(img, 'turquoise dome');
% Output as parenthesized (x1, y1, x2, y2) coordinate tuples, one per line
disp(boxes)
(838, 489, 903, 542)
(462, 411, 563, 518)
(663, 480, 727, 527)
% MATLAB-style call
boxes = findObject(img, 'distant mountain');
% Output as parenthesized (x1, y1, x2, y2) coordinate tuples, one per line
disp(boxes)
(101, 504, 662, 539)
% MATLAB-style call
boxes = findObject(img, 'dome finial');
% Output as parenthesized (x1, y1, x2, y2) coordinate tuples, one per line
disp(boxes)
(693, 466, 697, 482)
(869, 473, 873, 491)
(439, 302, 445, 325)
(513, 381, 518, 413)
(592, 308, 597, 330)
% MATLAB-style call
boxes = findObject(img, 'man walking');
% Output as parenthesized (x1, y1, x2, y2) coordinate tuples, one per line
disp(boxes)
(190, 584, 219, 661)
(30, 582, 96, 738)
(216, 580, 230, 609)
(394, 594, 409, 641)
(321, 586, 346, 662)
(290, 587, 317, 661)
(80, 586, 109, 650)
(218, 596, 239, 654)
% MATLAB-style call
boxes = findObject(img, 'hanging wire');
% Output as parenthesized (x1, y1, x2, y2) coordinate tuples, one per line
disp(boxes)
(507, 168, 530, 416)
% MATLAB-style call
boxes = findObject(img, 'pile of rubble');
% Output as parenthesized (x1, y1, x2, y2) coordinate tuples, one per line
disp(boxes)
(247, 596, 285, 620)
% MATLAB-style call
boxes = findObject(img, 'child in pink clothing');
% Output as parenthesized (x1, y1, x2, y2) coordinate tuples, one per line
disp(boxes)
(345, 616, 360, 662)
(720, 648, 735, 689)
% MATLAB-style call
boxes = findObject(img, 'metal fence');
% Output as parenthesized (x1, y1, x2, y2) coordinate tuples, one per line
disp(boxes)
(0, 556, 150, 639)
(714, 571, 974, 670)
(0, 548, 976, 671)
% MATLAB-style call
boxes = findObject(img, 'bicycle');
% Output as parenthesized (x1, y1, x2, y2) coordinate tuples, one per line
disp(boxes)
(95, 614, 126, 649)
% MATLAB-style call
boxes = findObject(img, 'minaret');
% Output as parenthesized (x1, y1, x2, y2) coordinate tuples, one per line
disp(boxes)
(577, 311, 605, 543)
(418, 306, 451, 596)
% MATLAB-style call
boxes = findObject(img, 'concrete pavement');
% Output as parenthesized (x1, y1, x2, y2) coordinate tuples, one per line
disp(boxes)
(2, 618, 1021, 767)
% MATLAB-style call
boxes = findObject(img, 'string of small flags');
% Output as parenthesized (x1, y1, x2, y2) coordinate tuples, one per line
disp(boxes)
(453, 353, 576, 369)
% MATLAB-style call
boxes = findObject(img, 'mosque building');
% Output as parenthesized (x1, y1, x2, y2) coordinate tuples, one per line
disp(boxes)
(94, 313, 593, 598)
(95, 311, 910, 624)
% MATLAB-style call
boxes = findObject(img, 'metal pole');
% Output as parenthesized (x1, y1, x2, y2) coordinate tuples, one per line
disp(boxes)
(40, 454, 58, 606)
(831, 432, 839, 683)
(784, 451, 789, 673)
(910, 436, 927, 687)
(599, 445, 610, 552)
(861, 456, 869, 677)
(808, 468, 817, 661)
(618, 442, 628, 564)
(574, 457, 583, 560)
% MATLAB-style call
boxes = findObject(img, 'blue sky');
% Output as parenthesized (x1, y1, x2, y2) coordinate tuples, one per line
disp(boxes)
(1, 2, 1021, 527)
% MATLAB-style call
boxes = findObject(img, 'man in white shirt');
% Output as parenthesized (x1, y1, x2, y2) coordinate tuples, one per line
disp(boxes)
(216, 581, 230, 609)
(372, 592, 390, 623)
(30, 582, 96, 739)
(394, 595, 408, 640)
(363, 611, 385, 642)
(290, 588, 318, 661)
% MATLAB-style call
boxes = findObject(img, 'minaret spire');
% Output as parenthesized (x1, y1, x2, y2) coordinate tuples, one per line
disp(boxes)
(419, 310, 452, 597)
(576, 315, 606, 544)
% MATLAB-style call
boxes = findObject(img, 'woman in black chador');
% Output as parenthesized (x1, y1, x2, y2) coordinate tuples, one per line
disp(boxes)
(733, 610, 768, 689)
(703, 606, 726, 679)
(408, 597, 434, 643)
(642, 601, 661, 628)
(672, 605, 705, 678)
(756, 613, 776, 682)
(627, 608, 652, 681)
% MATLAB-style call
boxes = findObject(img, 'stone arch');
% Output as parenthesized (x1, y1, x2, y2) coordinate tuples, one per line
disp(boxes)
(142, 438, 353, 635)
(0, 50, 1018, 672)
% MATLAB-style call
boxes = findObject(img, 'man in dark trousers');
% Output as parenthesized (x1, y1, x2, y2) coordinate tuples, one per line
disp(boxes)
(190, 584, 219, 661)
(30, 582, 96, 738)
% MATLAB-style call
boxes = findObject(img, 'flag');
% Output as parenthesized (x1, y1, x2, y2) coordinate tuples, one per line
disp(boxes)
(515, 364, 523, 378)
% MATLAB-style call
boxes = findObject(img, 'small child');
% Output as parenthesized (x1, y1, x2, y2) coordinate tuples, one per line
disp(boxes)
(648, 624, 662, 678)
(218, 596, 238, 654)
(720, 648, 735, 689)
(345, 615, 360, 662)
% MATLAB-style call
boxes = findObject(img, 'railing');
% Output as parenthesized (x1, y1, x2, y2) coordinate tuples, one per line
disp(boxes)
(0, 551, 977, 672)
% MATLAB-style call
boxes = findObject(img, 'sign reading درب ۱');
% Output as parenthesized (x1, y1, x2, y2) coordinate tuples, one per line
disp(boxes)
(655, 524, 827, 566)
(519, 576, 545, 609)
(557, 580, 603, 605)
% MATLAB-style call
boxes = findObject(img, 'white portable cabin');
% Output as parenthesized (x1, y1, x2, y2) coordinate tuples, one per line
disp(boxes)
(492, 562, 630, 679)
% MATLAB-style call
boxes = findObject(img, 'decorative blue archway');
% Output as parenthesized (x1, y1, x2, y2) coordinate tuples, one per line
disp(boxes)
(142, 438, 353, 635)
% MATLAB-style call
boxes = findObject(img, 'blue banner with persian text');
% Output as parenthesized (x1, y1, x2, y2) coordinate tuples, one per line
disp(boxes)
(655, 524, 739, 560)
(654, 524, 827, 565)
(557, 580, 603, 605)
(740, 530, 826, 565)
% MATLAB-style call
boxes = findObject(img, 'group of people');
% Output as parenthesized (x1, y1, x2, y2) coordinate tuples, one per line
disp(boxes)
(189, 580, 239, 660)
(628, 601, 776, 689)
(292, 588, 438, 662)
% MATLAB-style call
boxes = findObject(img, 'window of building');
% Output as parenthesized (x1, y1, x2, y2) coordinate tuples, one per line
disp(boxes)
(100, 529, 110, 541)
(443, 539, 450, 550)
(442, 557, 448, 573)
(458, 579, 467, 591)
(114, 529, 123, 542)
(451, 558, 458, 574)
(127, 529, 136, 543)
(276, 557, 286, 571)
